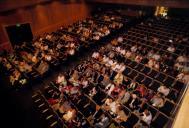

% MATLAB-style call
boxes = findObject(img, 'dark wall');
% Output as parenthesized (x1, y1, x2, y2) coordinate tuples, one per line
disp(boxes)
(168, 8, 189, 18)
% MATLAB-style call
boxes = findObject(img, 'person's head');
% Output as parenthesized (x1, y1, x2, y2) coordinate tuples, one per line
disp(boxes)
(132, 94, 137, 99)
(144, 109, 150, 115)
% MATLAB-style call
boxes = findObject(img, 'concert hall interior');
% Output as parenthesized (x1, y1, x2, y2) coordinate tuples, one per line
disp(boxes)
(0, 0, 189, 128)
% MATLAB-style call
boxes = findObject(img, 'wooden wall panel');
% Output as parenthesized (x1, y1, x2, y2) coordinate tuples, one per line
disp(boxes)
(0, 1, 91, 51)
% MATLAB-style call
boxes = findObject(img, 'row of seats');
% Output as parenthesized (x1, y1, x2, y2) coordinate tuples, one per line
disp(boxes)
(32, 91, 65, 128)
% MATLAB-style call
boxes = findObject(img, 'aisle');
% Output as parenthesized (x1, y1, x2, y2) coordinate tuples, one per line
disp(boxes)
(173, 84, 189, 128)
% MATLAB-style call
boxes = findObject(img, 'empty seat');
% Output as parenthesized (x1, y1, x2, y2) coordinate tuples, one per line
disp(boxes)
(149, 81, 161, 91)
(125, 59, 132, 65)
(93, 90, 107, 105)
(167, 90, 178, 102)
(128, 70, 138, 79)
(156, 73, 166, 82)
(123, 67, 132, 76)
(135, 73, 145, 83)
(120, 113, 139, 127)
(134, 63, 144, 71)
(148, 70, 159, 78)
(141, 66, 151, 74)
(128, 61, 138, 68)
(159, 100, 175, 116)
(173, 81, 185, 92)
(148, 106, 157, 118)
(163, 76, 175, 87)
(142, 77, 153, 87)
(151, 113, 168, 128)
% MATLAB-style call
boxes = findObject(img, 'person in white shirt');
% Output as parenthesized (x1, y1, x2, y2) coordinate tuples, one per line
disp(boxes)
(152, 52, 160, 61)
(119, 63, 126, 73)
(167, 44, 176, 53)
(131, 45, 138, 53)
(116, 46, 121, 52)
(120, 49, 126, 55)
(106, 59, 114, 67)
(112, 63, 121, 71)
(141, 109, 152, 125)
(92, 52, 100, 59)
(105, 82, 115, 95)
(81, 77, 88, 88)
(69, 49, 75, 55)
(109, 101, 118, 114)
(117, 36, 123, 43)
(157, 85, 170, 96)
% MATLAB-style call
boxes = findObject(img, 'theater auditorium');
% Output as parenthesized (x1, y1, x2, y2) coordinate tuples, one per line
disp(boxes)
(0, 0, 189, 128)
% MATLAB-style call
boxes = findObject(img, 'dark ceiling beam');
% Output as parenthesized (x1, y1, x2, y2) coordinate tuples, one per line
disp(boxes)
(85, 0, 189, 8)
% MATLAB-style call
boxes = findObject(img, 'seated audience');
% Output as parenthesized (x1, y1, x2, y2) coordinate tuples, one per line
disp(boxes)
(94, 114, 110, 128)
(157, 85, 170, 96)
(114, 72, 124, 85)
(140, 109, 152, 125)
(151, 93, 165, 108)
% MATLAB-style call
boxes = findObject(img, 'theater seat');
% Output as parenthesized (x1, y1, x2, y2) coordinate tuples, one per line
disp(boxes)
(167, 90, 178, 102)
(135, 73, 145, 83)
(148, 106, 157, 118)
(172, 81, 185, 92)
(123, 67, 132, 76)
(151, 113, 168, 128)
(148, 70, 159, 78)
(142, 77, 153, 87)
(141, 66, 151, 74)
(128, 61, 138, 69)
(128, 70, 138, 79)
(156, 73, 166, 82)
(159, 100, 175, 116)
(134, 63, 144, 71)
(163, 76, 175, 87)
(149, 81, 160, 91)
(120, 113, 139, 127)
